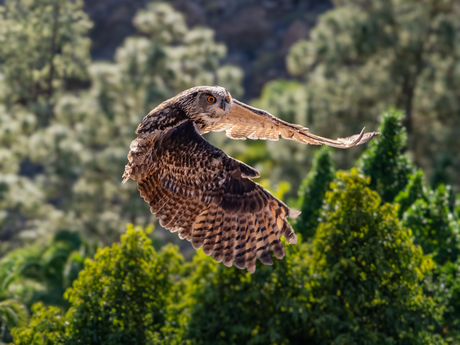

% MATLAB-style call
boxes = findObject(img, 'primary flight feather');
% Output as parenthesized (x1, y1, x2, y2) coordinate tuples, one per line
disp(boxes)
(123, 86, 379, 273)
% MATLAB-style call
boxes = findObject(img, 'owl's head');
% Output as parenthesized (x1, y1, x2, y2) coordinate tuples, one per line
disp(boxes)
(184, 86, 232, 125)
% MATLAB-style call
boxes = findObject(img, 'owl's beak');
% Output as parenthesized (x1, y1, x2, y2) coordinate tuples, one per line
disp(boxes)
(220, 99, 226, 111)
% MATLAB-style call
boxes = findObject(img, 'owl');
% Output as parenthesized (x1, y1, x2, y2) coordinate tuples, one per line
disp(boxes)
(123, 86, 378, 273)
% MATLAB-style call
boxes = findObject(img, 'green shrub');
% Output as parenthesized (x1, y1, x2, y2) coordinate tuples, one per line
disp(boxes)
(12, 225, 185, 345)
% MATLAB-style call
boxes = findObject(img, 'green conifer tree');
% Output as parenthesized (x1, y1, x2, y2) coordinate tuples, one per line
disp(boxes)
(181, 244, 313, 345)
(296, 146, 335, 239)
(10, 302, 65, 345)
(432, 261, 460, 343)
(403, 184, 460, 266)
(358, 109, 414, 203)
(394, 169, 428, 218)
(309, 169, 444, 344)
(0, 1, 244, 248)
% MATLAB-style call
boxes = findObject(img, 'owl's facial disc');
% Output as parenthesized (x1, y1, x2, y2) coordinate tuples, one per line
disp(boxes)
(198, 88, 231, 116)
(187, 86, 233, 129)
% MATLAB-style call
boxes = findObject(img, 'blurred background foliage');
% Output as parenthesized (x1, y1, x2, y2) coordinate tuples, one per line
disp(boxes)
(0, 0, 460, 344)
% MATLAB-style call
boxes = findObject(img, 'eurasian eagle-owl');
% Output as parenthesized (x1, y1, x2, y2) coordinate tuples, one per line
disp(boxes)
(123, 86, 378, 273)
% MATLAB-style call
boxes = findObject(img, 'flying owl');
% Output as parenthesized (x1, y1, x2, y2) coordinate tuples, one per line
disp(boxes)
(123, 86, 378, 273)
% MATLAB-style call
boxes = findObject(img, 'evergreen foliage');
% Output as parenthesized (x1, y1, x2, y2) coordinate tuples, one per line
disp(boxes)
(296, 146, 335, 239)
(287, 0, 460, 188)
(434, 261, 460, 343)
(63, 225, 183, 344)
(0, 0, 92, 110)
(358, 109, 414, 203)
(394, 169, 428, 218)
(403, 184, 460, 266)
(11, 225, 185, 345)
(182, 245, 312, 345)
(11, 302, 65, 345)
(0, 230, 94, 309)
(0, 298, 28, 343)
(309, 169, 444, 344)
(0, 0, 93, 251)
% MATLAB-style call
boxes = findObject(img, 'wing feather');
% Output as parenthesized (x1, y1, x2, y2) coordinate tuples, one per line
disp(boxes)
(203, 99, 379, 148)
(244, 214, 258, 273)
(191, 207, 210, 249)
(222, 213, 238, 267)
(233, 214, 248, 269)
(201, 204, 220, 255)
(254, 212, 273, 266)
(212, 212, 226, 263)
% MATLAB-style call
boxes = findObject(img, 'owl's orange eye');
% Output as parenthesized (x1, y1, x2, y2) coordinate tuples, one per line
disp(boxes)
(226, 96, 230, 103)
(207, 96, 216, 103)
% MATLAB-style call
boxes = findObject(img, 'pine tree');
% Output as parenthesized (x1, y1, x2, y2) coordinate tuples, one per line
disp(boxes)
(286, 0, 460, 188)
(0, 0, 92, 251)
(0, 0, 92, 112)
(0, 1, 244, 248)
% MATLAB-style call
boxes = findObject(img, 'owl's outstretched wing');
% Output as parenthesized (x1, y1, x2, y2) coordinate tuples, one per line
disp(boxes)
(203, 99, 379, 148)
(128, 120, 298, 273)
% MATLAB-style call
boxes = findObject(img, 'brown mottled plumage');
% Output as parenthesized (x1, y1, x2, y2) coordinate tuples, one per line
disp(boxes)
(123, 86, 379, 273)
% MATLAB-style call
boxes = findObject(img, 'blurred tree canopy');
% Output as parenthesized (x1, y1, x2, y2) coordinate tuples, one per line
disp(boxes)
(0, 0, 93, 252)
(287, 0, 460, 189)
(0, 0, 243, 254)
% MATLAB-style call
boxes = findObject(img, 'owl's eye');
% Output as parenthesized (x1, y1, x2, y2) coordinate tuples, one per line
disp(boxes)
(226, 96, 230, 103)
(207, 96, 216, 103)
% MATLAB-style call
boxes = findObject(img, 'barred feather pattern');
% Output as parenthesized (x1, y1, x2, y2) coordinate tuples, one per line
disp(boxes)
(131, 120, 298, 273)
(203, 99, 379, 148)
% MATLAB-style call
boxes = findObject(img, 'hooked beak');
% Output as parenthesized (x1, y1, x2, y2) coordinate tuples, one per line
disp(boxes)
(220, 99, 226, 111)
